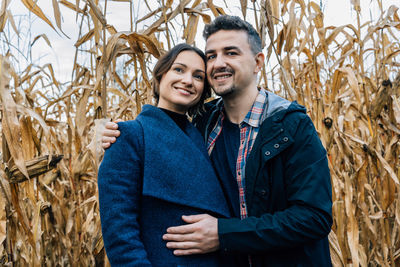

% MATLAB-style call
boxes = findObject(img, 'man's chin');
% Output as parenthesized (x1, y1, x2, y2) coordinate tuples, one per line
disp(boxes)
(212, 86, 235, 97)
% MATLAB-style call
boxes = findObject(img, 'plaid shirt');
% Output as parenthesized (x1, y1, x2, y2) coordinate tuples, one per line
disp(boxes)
(207, 89, 268, 219)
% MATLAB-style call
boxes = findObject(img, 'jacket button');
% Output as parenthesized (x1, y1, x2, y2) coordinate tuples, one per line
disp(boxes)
(274, 144, 280, 148)
(283, 137, 288, 142)
(265, 151, 271, 156)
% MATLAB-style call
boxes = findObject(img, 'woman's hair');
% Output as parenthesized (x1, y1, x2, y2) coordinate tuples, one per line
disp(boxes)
(152, 43, 211, 116)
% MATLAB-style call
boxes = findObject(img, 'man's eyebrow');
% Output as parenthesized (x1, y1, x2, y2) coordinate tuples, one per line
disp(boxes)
(172, 62, 205, 73)
(205, 46, 241, 54)
(224, 46, 240, 51)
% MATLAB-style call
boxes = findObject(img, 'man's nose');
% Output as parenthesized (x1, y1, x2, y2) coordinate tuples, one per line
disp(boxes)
(213, 54, 227, 69)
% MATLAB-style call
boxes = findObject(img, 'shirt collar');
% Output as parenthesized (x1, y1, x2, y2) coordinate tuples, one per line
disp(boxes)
(214, 88, 269, 128)
(242, 88, 268, 127)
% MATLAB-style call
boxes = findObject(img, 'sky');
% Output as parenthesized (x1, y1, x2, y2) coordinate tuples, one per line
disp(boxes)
(5, 0, 399, 84)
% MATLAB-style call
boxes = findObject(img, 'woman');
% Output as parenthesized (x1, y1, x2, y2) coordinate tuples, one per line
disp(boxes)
(98, 44, 231, 266)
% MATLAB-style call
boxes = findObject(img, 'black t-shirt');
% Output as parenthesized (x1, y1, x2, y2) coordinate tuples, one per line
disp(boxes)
(159, 108, 189, 132)
(209, 118, 241, 217)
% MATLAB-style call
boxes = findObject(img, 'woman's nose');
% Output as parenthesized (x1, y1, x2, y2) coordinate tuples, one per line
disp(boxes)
(181, 72, 193, 85)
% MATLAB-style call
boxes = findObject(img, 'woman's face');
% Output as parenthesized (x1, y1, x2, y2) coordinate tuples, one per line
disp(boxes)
(157, 50, 206, 114)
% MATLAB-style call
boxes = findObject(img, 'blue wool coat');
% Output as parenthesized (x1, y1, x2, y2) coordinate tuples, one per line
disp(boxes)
(98, 105, 231, 267)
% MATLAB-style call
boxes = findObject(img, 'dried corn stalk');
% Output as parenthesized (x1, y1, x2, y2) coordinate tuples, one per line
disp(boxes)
(0, 0, 399, 266)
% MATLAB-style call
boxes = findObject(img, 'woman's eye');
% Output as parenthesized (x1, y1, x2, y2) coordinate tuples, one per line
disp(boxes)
(174, 67, 183, 73)
(194, 74, 204, 81)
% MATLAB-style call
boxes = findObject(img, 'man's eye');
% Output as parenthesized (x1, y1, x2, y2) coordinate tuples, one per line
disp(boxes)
(207, 55, 216, 61)
(227, 51, 237, 56)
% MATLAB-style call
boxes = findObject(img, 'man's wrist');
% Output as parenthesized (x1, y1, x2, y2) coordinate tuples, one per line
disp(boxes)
(218, 218, 230, 253)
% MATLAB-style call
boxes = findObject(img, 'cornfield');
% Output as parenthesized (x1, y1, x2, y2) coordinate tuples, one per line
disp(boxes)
(0, 0, 399, 266)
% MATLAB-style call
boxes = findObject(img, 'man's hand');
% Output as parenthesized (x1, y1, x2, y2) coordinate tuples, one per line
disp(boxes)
(162, 214, 219, 256)
(102, 120, 121, 149)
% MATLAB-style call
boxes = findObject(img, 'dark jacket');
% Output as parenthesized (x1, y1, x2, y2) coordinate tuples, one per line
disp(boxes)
(195, 92, 333, 267)
(98, 105, 232, 267)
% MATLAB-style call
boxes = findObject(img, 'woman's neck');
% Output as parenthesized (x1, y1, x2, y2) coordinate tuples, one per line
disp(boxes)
(158, 107, 188, 131)
(156, 103, 187, 115)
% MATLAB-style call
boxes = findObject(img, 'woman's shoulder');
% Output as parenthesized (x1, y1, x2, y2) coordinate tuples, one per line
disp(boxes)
(118, 119, 142, 131)
(112, 119, 144, 149)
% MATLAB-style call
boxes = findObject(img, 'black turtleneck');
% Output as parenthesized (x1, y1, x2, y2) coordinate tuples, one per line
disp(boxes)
(159, 108, 189, 132)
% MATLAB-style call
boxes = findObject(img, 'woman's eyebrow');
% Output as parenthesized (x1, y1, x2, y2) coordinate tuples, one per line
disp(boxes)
(194, 69, 206, 74)
(173, 62, 205, 73)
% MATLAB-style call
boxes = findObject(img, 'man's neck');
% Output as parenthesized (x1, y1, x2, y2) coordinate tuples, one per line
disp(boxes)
(222, 85, 259, 124)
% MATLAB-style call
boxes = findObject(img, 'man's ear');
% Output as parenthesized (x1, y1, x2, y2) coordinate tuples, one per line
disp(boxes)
(254, 52, 265, 73)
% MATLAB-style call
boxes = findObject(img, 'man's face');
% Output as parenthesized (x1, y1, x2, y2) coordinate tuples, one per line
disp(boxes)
(205, 30, 260, 97)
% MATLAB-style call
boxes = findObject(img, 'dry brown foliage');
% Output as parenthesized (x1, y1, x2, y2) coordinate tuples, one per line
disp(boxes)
(0, 0, 399, 266)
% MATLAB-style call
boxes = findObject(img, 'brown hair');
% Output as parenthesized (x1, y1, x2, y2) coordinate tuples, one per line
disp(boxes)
(152, 43, 211, 116)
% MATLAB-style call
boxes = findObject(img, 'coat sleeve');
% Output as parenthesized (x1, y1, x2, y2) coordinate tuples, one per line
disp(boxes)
(218, 114, 333, 253)
(97, 121, 152, 266)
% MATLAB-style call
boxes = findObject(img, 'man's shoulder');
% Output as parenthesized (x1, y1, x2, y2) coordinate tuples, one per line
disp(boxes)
(278, 102, 312, 134)
(204, 98, 221, 112)
(283, 101, 308, 120)
(259, 96, 310, 134)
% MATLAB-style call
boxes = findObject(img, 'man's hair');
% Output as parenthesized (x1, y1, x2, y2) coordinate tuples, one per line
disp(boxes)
(203, 15, 262, 55)
(152, 43, 211, 116)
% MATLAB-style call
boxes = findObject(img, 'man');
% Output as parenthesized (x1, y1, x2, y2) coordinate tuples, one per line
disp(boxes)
(102, 15, 332, 266)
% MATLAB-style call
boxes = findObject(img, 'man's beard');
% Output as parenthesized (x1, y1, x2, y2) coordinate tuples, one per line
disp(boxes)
(213, 85, 236, 98)
(210, 67, 236, 97)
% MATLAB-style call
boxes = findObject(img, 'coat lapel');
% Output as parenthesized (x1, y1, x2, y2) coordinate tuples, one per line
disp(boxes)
(137, 105, 230, 218)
